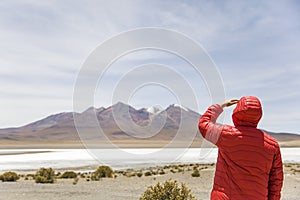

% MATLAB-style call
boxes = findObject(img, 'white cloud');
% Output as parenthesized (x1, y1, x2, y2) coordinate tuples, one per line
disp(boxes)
(0, 0, 299, 133)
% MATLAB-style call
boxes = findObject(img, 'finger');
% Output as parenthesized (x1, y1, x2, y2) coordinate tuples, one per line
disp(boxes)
(228, 100, 239, 106)
(231, 99, 239, 103)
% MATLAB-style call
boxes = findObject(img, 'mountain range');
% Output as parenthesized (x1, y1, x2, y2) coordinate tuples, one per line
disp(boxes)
(0, 102, 299, 147)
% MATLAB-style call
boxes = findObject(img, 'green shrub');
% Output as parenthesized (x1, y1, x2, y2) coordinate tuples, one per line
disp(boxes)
(137, 172, 143, 177)
(60, 171, 77, 179)
(25, 174, 34, 180)
(0, 171, 19, 182)
(158, 170, 166, 175)
(144, 171, 152, 176)
(151, 171, 157, 175)
(140, 180, 196, 200)
(35, 168, 55, 184)
(91, 166, 114, 181)
(121, 171, 127, 176)
(291, 168, 300, 173)
(191, 169, 200, 177)
(80, 174, 86, 178)
(26, 174, 35, 178)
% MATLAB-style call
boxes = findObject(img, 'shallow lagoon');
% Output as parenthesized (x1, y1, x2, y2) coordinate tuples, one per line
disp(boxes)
(0, 148, 299, 173)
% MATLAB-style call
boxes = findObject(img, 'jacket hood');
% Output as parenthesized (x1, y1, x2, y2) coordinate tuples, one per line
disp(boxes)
(232, 96, 262, 127)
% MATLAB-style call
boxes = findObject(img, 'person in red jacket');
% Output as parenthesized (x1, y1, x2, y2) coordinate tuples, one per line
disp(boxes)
(198, 96, 283, 200)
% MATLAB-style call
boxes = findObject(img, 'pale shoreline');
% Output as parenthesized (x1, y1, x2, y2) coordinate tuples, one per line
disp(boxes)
(2, 148, 300, 174)
(1, 139, 300, 149)
(0, 163, 299, 200)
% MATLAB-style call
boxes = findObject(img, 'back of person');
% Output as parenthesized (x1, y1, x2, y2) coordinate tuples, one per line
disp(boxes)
(198, 96, 283, 200)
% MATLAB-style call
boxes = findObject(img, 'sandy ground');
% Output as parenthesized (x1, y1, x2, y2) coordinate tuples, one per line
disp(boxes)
(0, 163, 300, 200)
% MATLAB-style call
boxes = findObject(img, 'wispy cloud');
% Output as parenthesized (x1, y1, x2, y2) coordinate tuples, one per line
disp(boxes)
(0, 0, 299, 133)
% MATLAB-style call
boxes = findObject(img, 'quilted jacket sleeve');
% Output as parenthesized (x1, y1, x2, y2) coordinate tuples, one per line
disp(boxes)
(268, 147, 284, 200)
(198, 104, 224, 145)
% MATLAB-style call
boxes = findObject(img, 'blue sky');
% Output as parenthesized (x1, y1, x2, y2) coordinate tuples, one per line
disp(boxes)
(0, 0, 299, 133)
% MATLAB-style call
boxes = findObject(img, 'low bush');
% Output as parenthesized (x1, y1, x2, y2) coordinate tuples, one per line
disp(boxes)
(0, 171, 19, 182)
(60, 171, 77, 179)
(80, 174, 86, 178)
(35, 168, 55, 184)
(178, 168, 184, 173)
(25, 174, 34, 181)
(137, 172, 143, 177)
(91, 166, 114, 181)
(151, 171, 157, 175)
(158, 170, 166, 175)
(163, 165, 170, 169)
(191, 169, 200, 177)
(291, 168, 300, 174)
(200, 166, 208, 170)
(140, 179, 196, 200)
(26, 174, 35, 178)
(144, 171, 152, 176)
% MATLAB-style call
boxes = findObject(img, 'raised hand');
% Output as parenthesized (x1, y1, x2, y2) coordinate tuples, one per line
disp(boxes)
(220, 99, 239, 108)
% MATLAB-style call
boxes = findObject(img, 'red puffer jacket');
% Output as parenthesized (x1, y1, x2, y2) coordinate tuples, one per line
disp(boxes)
(198, 96, 283, 200)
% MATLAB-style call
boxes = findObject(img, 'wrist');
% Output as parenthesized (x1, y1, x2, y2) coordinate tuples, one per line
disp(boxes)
(219, 103, 226, 108)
